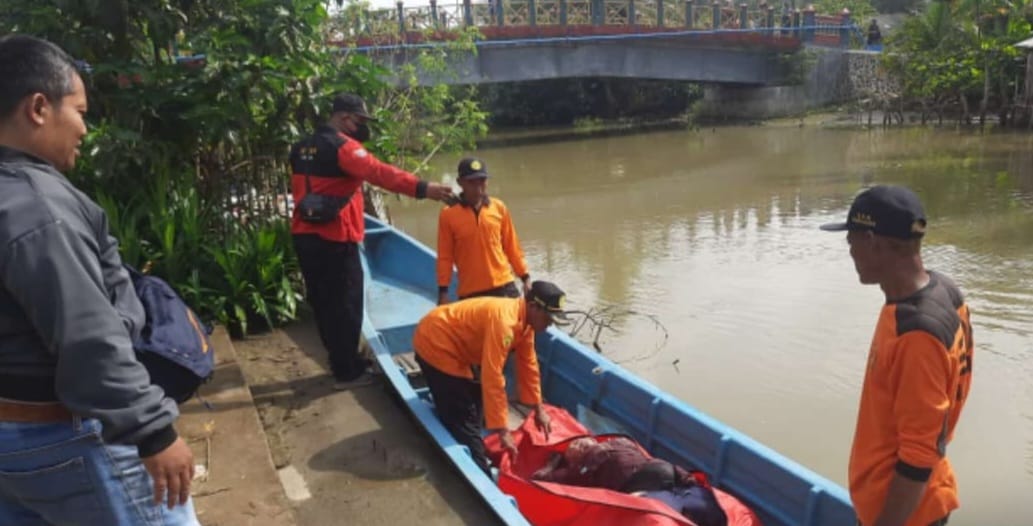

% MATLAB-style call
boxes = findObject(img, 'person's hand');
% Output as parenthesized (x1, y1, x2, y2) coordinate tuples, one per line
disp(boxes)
(437, 291, 450, 305)
(141, 437, 195, 509)
(522, 277, 531, 295)
(534, 406, 551, 440)
(499, 430, 518, 461)
(425, 182, 455, 203)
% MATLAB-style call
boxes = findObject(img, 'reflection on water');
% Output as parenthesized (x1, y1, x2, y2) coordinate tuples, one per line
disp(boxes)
(390, 127, 1033, 525)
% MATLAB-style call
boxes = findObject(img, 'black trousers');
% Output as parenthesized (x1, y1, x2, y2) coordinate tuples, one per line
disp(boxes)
(460, 281, 520, 300)
(292, 234, 366, 382)
(415, 354, 490, 474)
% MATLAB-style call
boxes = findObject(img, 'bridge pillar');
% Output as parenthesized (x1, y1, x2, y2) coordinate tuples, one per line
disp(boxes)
(766, 6, 775, 28)
(396, 1, 406, 34)
(738, 3, 748, 29)
(529, 0, 537, 25)
(560, 0, 568, 25)
(656, 0, 664, 27)
(496, 0, 505, 26)
(685, 0, 693, 28)
(802, 6, 815, 43)
(792, 8, 800, 38)
(430, 0, 439, 28)
(628, 0, 636, 27)
(839, 9, 851, 47)
(592, 0, 604, 25)
(463, 0, 473, 25)
(711, 2, 720, 29)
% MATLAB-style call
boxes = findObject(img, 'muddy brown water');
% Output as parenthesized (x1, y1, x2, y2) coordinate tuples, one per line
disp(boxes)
(389, 126, 1033, 525)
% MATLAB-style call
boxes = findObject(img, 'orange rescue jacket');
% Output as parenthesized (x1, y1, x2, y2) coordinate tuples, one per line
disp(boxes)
(437, 196, 529, 298)
(412, 297, 542, 430)
(849, 271, 973, 526)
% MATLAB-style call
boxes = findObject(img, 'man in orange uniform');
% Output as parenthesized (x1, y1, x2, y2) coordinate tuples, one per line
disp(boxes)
(437, 157, 530, 305)
(290, 93, 453, 389)
(822, 185, 974, 526)
(413, 281, 570, 472)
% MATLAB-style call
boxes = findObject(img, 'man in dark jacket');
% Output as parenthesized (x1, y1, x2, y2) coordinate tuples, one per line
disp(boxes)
(867, 19, 883, 48)
(0, 35, 198, 524)
(290, 93, 453, 389)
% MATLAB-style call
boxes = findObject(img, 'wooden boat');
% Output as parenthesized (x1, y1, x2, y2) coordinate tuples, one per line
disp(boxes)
(359, 215, 857, 526)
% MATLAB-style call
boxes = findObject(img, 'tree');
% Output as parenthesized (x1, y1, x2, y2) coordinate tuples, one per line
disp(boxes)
(882, 0, 1031, 125)
(0, 0, 488, 334)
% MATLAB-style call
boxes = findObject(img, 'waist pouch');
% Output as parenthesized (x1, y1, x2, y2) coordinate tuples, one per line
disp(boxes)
(297, 191, 350, 224)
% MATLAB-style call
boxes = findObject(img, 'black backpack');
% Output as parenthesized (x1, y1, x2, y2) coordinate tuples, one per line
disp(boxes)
(126, 266, 215, 403)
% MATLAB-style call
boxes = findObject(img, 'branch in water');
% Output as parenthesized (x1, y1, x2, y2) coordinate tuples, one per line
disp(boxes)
(563, 306, 669, 364)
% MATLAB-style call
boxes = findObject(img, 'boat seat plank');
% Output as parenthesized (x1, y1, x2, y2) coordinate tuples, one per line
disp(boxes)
(393, 352, 422, 377)
(507, 402, 532, 429)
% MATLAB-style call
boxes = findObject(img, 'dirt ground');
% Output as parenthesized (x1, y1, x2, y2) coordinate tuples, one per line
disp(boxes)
(232, 317, 501, 526)
(177, 327, 296, 526)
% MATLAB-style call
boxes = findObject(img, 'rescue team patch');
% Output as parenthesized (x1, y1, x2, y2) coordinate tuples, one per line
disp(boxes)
(354, 148, 368, 158)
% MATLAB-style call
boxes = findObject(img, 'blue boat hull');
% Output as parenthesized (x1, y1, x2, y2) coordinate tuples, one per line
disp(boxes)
(359, 215, 857, 526)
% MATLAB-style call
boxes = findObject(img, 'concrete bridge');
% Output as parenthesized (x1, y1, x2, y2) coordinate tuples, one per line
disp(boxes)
(329, 0, 859, 86)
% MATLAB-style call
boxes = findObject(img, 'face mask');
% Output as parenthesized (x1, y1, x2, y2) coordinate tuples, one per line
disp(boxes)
(352, 122, 371, 143)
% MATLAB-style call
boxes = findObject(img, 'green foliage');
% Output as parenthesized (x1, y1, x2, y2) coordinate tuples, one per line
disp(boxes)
(814, 0, 877, 23)
(361, 28, 491, 172)
(882, 0, 1032, 124)
(207, 220, 300, 337)
(870, 0, 922, 14)
(95, 174, 300, 337)
(1, 0, 488, 335)
(779, 48, 819, 85)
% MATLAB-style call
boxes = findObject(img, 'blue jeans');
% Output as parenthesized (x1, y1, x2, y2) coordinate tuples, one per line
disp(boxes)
(0, 417, 200, 526)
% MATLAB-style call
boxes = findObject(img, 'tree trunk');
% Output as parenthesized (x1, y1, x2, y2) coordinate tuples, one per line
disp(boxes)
(980, 53, 990, 127)
(999, 81, 1011, 127)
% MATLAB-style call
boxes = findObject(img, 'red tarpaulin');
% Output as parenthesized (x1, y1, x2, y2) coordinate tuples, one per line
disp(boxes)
(485, 404, 762, 526)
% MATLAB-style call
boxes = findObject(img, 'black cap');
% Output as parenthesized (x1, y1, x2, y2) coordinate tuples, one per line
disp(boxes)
(527, 281, 572, 326)
(457, 157, 489, 180)
(820, 185, 927, 240)
(331, 93, 376, 120)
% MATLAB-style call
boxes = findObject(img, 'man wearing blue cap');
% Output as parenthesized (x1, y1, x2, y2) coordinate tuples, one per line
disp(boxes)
(821, 185, 974, 526)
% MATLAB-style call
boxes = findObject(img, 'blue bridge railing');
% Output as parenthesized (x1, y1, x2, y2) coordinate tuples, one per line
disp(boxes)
(330, 0, 860, 49)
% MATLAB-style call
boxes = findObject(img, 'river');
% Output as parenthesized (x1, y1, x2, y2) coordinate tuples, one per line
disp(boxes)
(389, 125, 1033, 525)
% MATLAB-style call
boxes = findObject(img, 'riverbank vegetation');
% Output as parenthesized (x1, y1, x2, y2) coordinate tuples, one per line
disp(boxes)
(0, 0, 488, 336)
(882, 0, 1033, 127)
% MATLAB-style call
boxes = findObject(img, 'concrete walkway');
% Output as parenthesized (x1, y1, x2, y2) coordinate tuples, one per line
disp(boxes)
(177, 327, 297, 526)
(213, 319, 500, 526)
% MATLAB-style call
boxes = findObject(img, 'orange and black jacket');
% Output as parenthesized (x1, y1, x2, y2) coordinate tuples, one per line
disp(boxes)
(849, 271, 974, 526)
(437, 196, 529, 298)
(412, 297, 541, 431)
(289, 125, 428, 242)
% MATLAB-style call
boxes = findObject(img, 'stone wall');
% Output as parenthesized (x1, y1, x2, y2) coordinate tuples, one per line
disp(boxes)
(697, 48, 900, 121)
